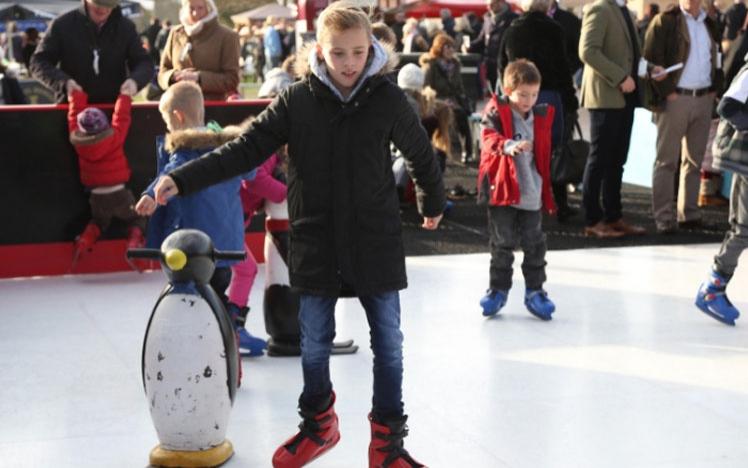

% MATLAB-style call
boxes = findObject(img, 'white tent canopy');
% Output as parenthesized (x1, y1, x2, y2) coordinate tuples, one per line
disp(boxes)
(231, 2, 296, 25)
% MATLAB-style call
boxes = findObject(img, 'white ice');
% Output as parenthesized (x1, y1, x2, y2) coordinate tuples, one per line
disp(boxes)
(1, 244, 747, 468)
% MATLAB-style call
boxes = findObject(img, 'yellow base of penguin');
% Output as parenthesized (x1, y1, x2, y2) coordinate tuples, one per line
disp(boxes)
(149, 440, 234, 467)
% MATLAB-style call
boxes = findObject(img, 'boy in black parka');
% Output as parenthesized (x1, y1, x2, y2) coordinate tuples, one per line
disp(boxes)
(151, 3, 445, 467)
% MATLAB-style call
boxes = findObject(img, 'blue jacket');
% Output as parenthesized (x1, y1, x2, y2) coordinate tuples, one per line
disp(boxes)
(264, 26, 282, 58)
(145, 127, 254, 267)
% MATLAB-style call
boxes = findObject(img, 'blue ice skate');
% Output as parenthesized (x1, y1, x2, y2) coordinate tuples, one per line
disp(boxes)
(480, 289, 507, 317)
(236, 327, 268, 357)
(524, 289, 555, 321)
(227, 303, 268, 356)
(695, 270, 740, 326)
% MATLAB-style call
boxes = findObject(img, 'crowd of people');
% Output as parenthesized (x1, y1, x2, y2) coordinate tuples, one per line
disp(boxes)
(2, 0, 748, 464)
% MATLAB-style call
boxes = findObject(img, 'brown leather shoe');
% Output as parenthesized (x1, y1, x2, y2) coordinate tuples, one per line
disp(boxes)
(606, 219, 646, 236)
(583, 222, 625, 238)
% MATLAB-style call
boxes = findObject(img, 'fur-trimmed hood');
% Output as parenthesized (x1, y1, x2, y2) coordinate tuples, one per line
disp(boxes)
(164, 120, 251, 153)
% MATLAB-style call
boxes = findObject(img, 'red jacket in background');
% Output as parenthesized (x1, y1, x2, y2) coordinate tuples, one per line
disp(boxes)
(67, 90, 132, 188)
(477, 94, 556, 214)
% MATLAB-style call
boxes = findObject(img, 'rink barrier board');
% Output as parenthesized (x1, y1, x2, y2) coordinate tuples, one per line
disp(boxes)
(0, 100, 271, 279)
(0, 233, 265, 279)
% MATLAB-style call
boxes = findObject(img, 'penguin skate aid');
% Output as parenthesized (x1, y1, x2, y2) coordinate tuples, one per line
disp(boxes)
(151, 2, 445, 465)
(127, 229, 246, 468)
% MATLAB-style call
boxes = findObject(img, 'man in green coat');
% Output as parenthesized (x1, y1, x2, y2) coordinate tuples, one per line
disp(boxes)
(578, 0, 663, 238)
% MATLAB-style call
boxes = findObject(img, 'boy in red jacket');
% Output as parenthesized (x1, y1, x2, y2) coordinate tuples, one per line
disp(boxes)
(67, 82, 145, 269)
(477, 58, 556, 320)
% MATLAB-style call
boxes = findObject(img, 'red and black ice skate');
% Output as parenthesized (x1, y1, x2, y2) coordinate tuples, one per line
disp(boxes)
(272, 392, 340, 468)
(369, 413, 426, 468)
(70, 222, 101, 272)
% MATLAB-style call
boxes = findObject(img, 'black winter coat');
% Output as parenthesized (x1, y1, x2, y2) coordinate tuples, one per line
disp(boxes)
(30, 2, 153, 103)
(499, 11, 578, 113)
(551, 5, 583, 74)
(469, 8, 518, 66)
(169, 61, 446, 296)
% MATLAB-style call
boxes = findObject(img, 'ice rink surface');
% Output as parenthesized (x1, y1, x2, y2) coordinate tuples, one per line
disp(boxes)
(1, 244, 747, 468)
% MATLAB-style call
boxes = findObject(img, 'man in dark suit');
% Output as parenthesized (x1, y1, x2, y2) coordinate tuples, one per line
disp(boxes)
(579, 0, 664, 238)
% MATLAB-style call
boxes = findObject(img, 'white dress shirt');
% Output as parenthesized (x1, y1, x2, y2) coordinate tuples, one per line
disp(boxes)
(677, 8, 713, 89)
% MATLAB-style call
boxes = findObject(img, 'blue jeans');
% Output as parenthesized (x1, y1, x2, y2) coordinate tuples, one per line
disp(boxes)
(299, 291, 405, 419)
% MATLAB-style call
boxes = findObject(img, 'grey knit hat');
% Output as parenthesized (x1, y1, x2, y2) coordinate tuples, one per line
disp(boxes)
(90, 0, 120, 8)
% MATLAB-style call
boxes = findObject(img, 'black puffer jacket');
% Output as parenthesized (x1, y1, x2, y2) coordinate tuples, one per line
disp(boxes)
(499, 11, 578, 112)
(30, 1, 153, 103)
(170, 44, 445, 296)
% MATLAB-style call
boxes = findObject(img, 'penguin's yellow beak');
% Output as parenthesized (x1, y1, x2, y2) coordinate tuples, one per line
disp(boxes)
(164, 249, 187, 271)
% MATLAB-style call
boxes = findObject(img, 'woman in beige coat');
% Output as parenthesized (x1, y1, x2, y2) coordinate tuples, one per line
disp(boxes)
(158, 0, 240, 101)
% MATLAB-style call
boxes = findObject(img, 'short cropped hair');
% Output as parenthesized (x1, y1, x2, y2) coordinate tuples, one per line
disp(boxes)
(316, 0, 373, 45)
(159, 81, 205, 125)
(503, 58, 542, 91)
(520, 0, 552, 13)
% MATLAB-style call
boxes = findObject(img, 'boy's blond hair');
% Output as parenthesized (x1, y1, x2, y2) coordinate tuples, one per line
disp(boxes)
(503, 59, 542, 92)
(316, 0, 372, 45)
(159, 81, 205, 127)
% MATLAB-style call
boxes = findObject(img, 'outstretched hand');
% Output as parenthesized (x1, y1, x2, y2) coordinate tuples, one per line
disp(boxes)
(120, 78, 137, 96)
(135, 195, 157, 216)
(154, 176, 179, 205)
(422, 214, 443, 230)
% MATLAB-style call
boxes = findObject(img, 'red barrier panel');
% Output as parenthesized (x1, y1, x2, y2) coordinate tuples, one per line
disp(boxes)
(0, 100, 271, 279)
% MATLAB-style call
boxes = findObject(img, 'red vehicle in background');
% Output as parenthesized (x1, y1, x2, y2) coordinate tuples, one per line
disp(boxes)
(296, 0, 490, 36)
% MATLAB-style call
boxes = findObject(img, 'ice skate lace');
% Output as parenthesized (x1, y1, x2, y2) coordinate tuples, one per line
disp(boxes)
(373, 425, 425, 467)
(284, 414, 330, 453)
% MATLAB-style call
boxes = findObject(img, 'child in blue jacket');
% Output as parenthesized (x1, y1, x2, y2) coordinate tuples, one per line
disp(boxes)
(135, 81, 258, 360)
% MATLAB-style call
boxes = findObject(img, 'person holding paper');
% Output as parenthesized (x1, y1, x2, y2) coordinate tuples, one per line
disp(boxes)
(642, 0, 724, 234)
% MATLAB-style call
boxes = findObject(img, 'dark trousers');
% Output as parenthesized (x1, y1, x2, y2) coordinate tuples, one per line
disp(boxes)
(89, 188, 146, 232)
(715, 174, 748, 277)
(210, 266, 232, 310)
(537, 90, 569, 212)
(487, 206, 547, 291)
(552, 111, 581, 211)
(583, 99, 635, 226)
(453, 105, 473, 156)
(486, 59, 499, 95)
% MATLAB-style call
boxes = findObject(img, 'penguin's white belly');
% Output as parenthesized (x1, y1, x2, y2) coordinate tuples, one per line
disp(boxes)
(143, 293, 232, 451)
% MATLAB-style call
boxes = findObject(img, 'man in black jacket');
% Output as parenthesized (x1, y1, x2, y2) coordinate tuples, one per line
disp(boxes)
(467, 0, 518, 94)
(550, 1, 582, 76)
(30, 0, 153, 103)
(499, 0, 579, 221)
